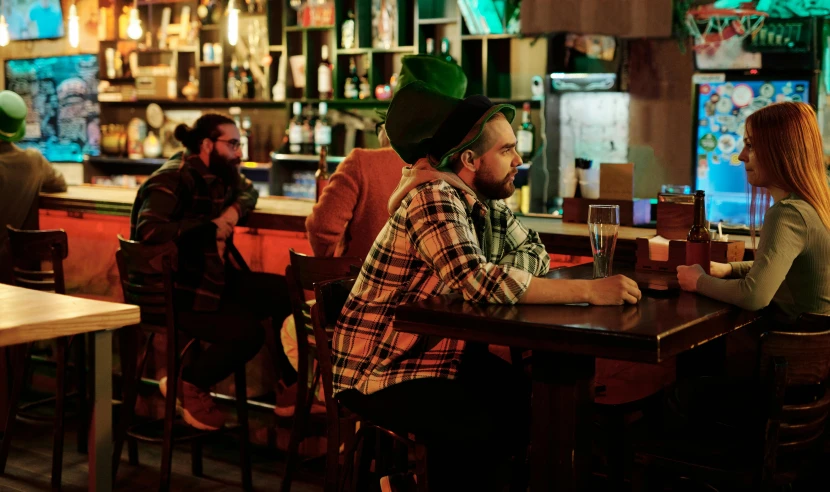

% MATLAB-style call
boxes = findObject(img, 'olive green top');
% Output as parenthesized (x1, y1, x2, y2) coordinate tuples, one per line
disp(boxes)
(696, 194, 830, 321)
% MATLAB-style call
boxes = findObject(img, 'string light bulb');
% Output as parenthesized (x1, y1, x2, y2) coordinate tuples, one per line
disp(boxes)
(0, 15, 9, 47)
(127, 5, 142, 40)
(68, 3, 79, 48)
(227, 0, 239, 46)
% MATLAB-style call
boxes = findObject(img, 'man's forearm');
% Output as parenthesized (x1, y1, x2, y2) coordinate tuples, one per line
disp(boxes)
(518, 277, 590, 304)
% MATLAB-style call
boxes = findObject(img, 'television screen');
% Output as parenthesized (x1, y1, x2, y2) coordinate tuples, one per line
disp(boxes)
(4, 0, 65, 41)
(693, 78, 810, 227)
(5, 54, 100, 163)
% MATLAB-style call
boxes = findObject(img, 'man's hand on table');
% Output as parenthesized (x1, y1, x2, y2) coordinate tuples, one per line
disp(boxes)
(587, 275, 642, 305)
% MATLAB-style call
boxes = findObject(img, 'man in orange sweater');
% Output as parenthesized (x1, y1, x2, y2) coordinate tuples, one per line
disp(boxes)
(305, 55, 468, 260)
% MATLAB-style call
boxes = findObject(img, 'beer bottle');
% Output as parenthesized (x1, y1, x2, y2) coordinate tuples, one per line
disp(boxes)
(686, 190, 711, 274)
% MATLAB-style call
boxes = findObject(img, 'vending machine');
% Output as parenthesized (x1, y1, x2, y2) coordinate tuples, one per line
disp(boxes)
(689, 13, 825, 228)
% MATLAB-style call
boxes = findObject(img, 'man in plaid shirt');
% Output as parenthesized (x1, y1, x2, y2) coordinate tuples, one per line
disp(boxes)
(131, 114, 293, 431)
(333, 82, 641, 490)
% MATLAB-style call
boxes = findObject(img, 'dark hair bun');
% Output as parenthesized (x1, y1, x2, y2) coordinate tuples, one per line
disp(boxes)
(174, 123, 191, 144)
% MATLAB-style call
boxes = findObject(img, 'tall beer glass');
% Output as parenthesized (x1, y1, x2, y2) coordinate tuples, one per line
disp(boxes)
(588, 205, 619, 278)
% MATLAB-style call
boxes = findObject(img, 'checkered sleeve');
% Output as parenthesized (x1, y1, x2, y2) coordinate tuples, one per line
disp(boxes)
(134, 177, 213, 244)
(493, 204, 550, 277)
(405, 186, 532, 304)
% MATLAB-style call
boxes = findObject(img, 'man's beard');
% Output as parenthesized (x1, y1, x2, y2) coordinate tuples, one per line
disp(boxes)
(209, 149, 241, 189)
(474, 165, 516, 200)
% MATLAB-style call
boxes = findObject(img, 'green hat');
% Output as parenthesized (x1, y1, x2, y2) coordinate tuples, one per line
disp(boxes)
(0, 91, 27, 143)
(385, 80, 515, 169)
(376, 55, 468, 123)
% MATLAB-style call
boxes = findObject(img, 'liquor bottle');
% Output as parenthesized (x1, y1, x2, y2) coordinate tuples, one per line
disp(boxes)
(341, 10, 355, 49)
(686, 190, 711, 274)
(243, 61, 255, 99)
(315, 144, 330, 202)
(239, 70, 250, 98)
(440, 38, 456, 64)
(288, 101, 304, 154)
(344, 57, 360, 99)
(301, 105, 314, 154)
(318, 45, 333, 100)
(235, 116, 250, 161)
(425, 37, 435, 56)
(227, 72, 240, 99)
(516, 102, 535, 162)
(242, 115, 253, 159)
(314, 102, 331, 155)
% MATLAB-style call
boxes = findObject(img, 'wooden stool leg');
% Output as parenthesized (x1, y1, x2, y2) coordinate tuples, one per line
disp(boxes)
(607, 413, 627, 491)
(414, 442, 429, 492)
(0, 344, 30, 473)
(75, 334, 89, 455)
(280, 340, 310, 492)
(52, 337, 69, 490)
(159, 331, 179, 492)
(113, 326, 139, 479)
(235, 368, 253, 490)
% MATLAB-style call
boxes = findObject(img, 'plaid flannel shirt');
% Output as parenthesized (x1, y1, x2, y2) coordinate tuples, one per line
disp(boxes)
(129, 152, 258, 311)
(332, 179, 550, 395)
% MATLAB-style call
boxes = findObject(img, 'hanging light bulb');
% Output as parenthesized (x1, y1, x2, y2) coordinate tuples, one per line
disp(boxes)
(227, 0, 239, 46)
(0, 15, 9, 47)
(127, 6, 143, 40)
(68, 3, 79, 48)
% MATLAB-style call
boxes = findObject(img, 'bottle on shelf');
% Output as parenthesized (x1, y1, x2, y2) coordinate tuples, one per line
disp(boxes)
(440, 38, 456, 64)
(288, 101, 304, 154)
(344, 57, 360, 99)
(341, 10, 355, 49)
(315, 144, 330, 202)
(358, 72, 371, 100)
(239, 69, 250, 98)
(318, 45, 333, 100)
(517, 102, 535, 163)
(425, 37, 435, 56)
(243, 60, 255, 99)
(301, 105, 314, 154)
(314, 102, 331, 155)
(227, 72, 240, 99)
(686, 190, 711, 274)
(234, 116, 250, 161)
(242, 116, 252, 160)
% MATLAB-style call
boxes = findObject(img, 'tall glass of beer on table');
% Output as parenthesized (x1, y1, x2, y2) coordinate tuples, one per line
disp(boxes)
(588, 205, 619, 279)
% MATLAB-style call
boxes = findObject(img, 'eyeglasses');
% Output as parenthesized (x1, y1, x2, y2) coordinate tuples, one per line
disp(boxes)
(213, 138, 241, 151)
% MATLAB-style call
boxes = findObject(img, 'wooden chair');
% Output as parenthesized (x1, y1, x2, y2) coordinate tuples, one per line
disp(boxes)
(0, 226, 90, 490)
(312, 277, 429, 492)
(633, 313, 830, 491)
(280, 249, 363, 492)
(115, 236, 253, 491)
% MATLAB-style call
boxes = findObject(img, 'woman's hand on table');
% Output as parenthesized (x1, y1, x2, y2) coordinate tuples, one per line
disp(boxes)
(676, 264, 705, 291)
(709, 261, 732, 279)
(587, 275, 642, 305)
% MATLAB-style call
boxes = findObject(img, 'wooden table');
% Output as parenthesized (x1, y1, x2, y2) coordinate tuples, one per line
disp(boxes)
(0, 284, 140, 492)
(394, 263, 760, 491)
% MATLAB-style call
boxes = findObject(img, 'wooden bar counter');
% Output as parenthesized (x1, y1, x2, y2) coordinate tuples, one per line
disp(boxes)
(41, 185, 755, 264)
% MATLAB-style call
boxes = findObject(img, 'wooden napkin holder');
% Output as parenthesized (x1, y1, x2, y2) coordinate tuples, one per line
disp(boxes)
(562, 198, 651, 226)
(635, 236, 745, 272)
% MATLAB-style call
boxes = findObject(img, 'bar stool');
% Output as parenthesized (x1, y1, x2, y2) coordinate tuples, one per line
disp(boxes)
(0, 226, 89, 490)
(114, 236, 253, 491)
(280, 249, 363, 492)
(311, 277, 429, 492)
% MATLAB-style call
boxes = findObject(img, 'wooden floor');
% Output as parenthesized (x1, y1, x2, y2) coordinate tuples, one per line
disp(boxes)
(0, 417, 323, 492)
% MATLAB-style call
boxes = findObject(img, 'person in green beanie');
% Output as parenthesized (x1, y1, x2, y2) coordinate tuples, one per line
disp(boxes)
(330, 81, 642, 490)
(0, 90, 66, 284)
(276, 55, 470, 417)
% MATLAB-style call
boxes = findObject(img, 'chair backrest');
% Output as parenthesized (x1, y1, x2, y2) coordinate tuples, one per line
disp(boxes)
(759, 313, 830, 463)
(115, 235, 177, 330)
(6, 226, 68, 294)
(311, 277, 357, 408)
(286, 248, 362, 339)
